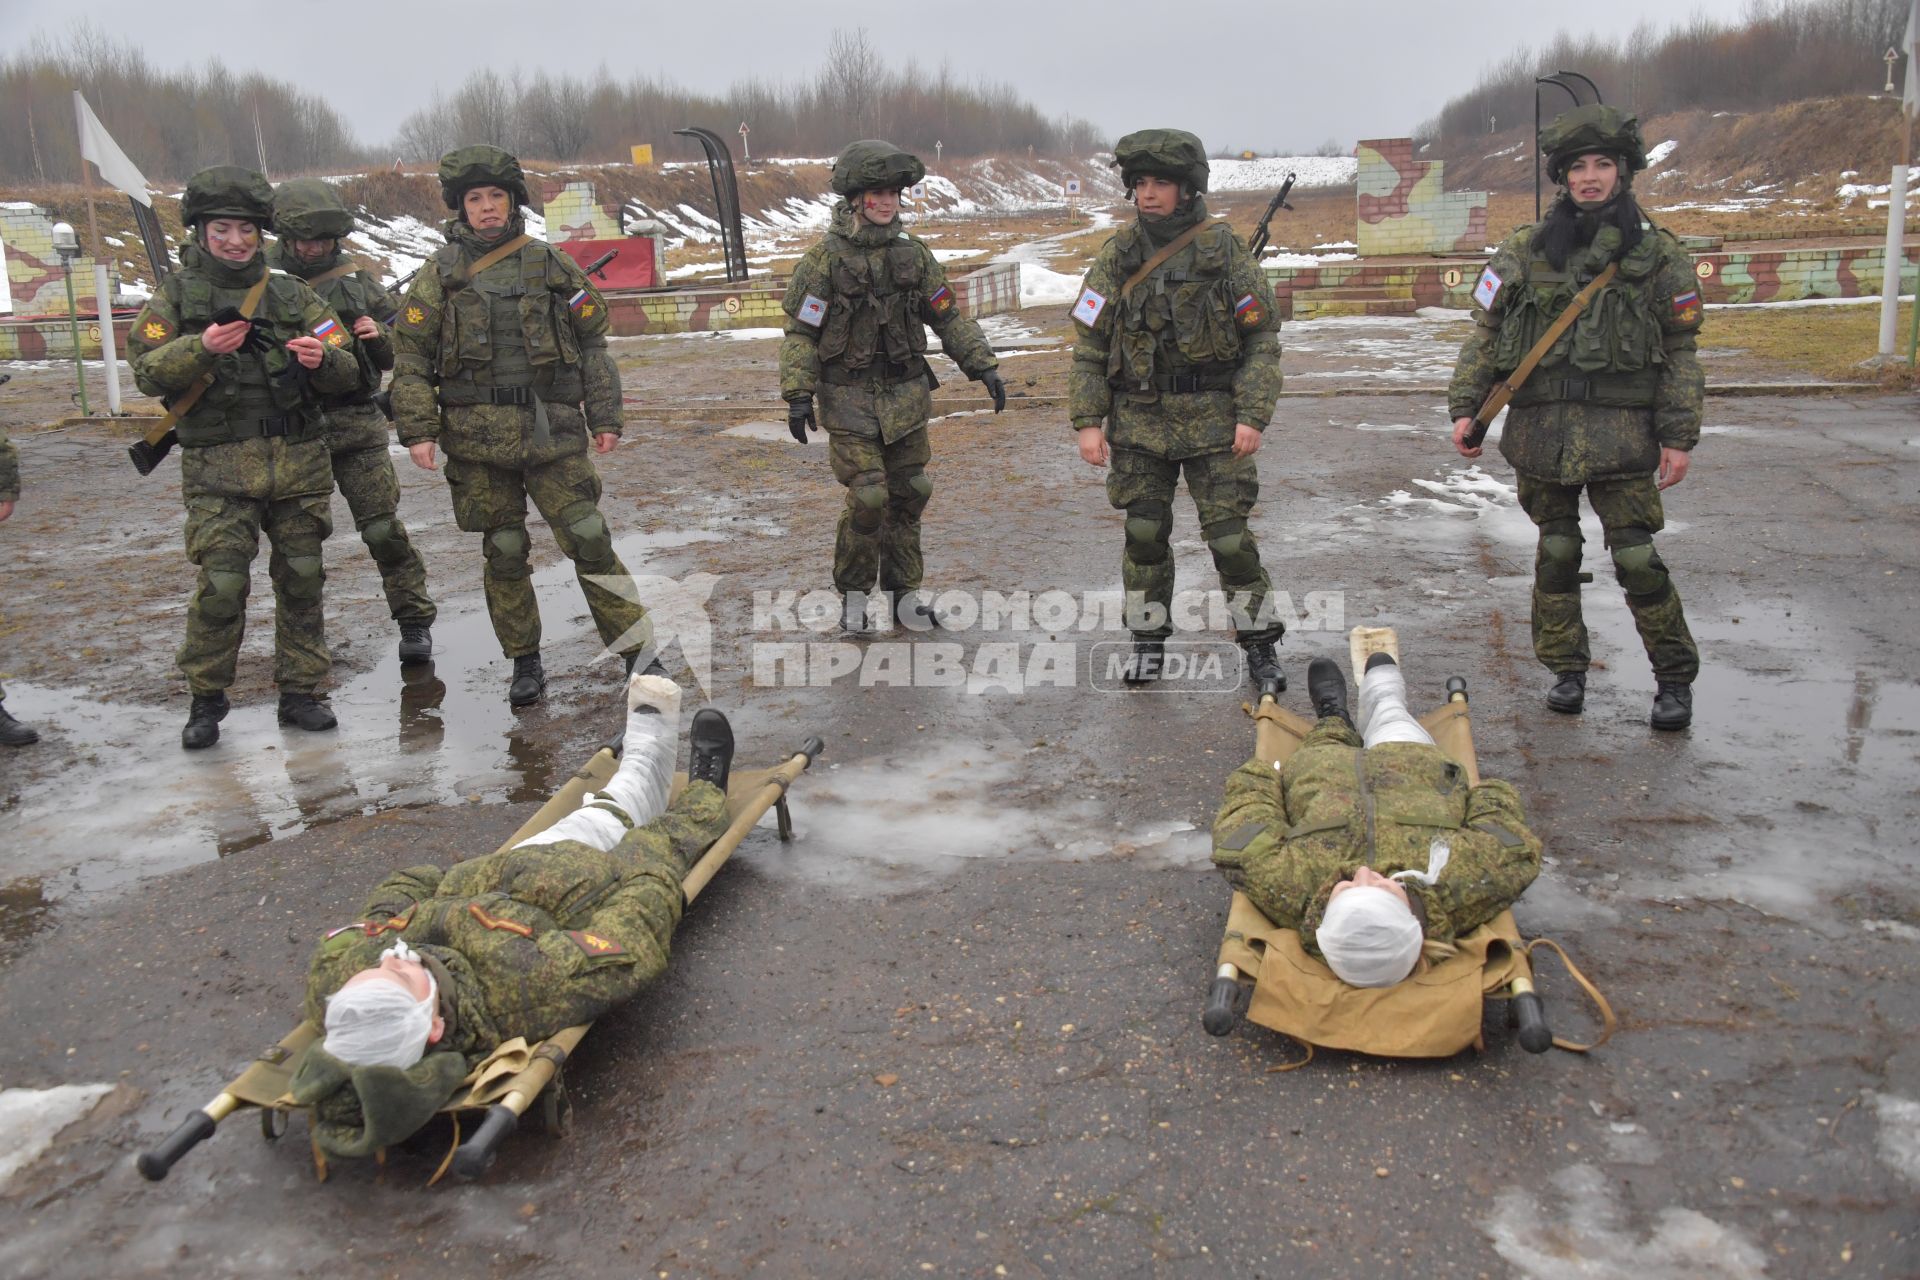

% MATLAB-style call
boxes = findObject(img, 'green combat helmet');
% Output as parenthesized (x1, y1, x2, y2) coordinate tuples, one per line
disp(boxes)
(1540, 105, 1648, 185)
(1111, 129, 1210, 194)
(830, 140, 925, 197)
(438, 145, 530, 210)
(272, 178, 355, 241)
(181, 165, 275, 229)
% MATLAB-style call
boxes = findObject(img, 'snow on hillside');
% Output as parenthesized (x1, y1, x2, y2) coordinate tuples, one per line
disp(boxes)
(1208, 155, 1357, 191)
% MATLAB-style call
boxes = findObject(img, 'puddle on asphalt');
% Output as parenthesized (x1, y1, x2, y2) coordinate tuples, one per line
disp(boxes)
(721, 420, 819, 444)
(0, 526, 744, 944)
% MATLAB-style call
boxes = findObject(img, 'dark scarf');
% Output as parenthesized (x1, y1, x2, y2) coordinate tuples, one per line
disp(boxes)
(446, 212, 529, 254)
(1137, 193, 1209, 247)
(830, 199, 904, 248)
(1531, 188, 1645, 273)
(269, 238, 346, 279)
(179, 240, 266, 288)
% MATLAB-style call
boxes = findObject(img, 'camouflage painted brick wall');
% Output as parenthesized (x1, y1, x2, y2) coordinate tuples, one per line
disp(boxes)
(1, 202, 117, 318)
(1354, 139, 1489, 258)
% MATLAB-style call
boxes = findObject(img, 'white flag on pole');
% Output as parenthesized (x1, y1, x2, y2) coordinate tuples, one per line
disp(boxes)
(73, 91, 152, 208)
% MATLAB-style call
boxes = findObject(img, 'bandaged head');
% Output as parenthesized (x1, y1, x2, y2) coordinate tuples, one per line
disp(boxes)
(1316, 885, 1423, 988)
(322, 939, 438, 1068)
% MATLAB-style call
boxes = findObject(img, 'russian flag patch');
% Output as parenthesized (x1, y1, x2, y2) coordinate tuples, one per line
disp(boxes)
(928, 284, 954, 316)
(312, 316, 346, 347)
(567, 287, 590, 312)
(1234, 293, 1264, 329)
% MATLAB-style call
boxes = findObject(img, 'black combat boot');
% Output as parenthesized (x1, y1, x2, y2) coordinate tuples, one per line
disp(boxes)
(508, 652, 546, 707)
(1546, 671, 1586, 714)
(842, 592, 869, 634)
(398, 622, 433, 664)
(687, 708, 735, 793)
(1241, 637, 1284, 690)
(1307, 657, 1352, 726)
(277, 691, 338, 732)
(0, 705, 40, 747)
(181, 691, 229, 750)
(1121, 638, 1164, 685)
(1650, 681, 1693, 731)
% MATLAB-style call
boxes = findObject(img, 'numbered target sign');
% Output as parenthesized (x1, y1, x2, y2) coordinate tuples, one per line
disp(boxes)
(1442, 268, 1462, 288)
(1696, 260, 1715, 279)
(723, 296, 741, 315)
(1065, 178, 1082, 195)
(912, 184, 927, 200)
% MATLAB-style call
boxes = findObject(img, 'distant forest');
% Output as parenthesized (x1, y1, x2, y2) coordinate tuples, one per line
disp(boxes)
(0, 25, 1103, 185)
(1421, 0, 1913, 142)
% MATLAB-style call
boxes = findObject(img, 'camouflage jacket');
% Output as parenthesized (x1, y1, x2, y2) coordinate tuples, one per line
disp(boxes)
(0, 429, 16, 505)
(126, 245, 359, 447)
(1069, 200, 1283, 457)
(780, 202, 997, 401)
(303, 782, 728, 1060)
(1211, 721, 1542, 956)
(1448, 218, 1704, 483)
(388, 216, 620, 468)
(270, 241, 399, 389)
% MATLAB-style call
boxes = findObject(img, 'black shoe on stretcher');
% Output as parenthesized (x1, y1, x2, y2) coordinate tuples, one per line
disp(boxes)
(1307, 657, 1351, 726)
(687, 708, 734, 792)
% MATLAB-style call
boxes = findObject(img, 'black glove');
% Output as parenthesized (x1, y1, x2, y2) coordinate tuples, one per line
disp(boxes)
(208, 306, 271, 354)
(981, 369, 1006, 413)
(787, 396, 817, 443)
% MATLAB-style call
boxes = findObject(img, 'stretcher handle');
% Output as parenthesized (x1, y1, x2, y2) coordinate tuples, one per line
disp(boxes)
(452, 1104, 518, 1180)
(1202, 965, 1242, 1036)
(1258, 678, 1285, 703)
(136, 1109, 218, 1181)
(1510, 989, 1553, 1054)
(1446, 676, 1468, 703)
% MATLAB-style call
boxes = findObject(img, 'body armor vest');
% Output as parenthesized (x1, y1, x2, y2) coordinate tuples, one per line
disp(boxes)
(167, 269, 323, 447)
(1494, 230, 1667, 409)
(433, 243, 584, 404)
(816, 238, 928, 378)
(1108, 224, 1243, 392)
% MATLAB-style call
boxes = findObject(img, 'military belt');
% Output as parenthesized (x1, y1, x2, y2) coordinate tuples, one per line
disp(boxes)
(180, 413, 318, 447)
(819, 356, 929, 388)
(1509, 374, 1656, 409)
(441, 384, 538, 407)
(1124, 370, 1236, 395)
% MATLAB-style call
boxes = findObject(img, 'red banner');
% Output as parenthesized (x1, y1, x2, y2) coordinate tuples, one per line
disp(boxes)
(554, 237, 657, 290)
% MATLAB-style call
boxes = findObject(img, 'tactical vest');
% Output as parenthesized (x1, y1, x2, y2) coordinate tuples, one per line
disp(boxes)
(432, 242, 585, 405)
(166, 269, 324, 447)
(296, 269, 386, 408)
(815, 237, 929, 381)
(1494, 231, 1668, 409)
(1109, 224, 1243, 393)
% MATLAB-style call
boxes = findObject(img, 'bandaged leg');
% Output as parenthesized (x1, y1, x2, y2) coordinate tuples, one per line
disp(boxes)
(516, 674, 683, 851)
(1357, 662, 1436, 748)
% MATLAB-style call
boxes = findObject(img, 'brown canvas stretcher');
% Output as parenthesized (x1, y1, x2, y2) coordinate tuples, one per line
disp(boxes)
(1201, 630, 1613, 1063)
(139, 734, 821, 1182)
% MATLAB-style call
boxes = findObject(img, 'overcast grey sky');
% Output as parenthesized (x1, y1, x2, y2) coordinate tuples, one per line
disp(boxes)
(4, 0, 1770, 153)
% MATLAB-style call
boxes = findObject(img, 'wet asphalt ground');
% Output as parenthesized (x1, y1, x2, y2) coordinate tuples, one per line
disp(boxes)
(0, 315, 1916, 1278)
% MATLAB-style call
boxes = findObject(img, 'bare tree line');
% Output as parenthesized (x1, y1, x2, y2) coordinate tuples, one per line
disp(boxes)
(393, 29, 1105, 165)
(1422, 0, 1913, 142)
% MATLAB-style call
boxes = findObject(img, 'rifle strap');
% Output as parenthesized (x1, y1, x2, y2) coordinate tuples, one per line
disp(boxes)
(1475, 262, 1617, 426)
(455, 234, 533, 287)
(301, 258, 368, 291)
(1120, 222, 1211, 300)
(144, 274, 272, 445)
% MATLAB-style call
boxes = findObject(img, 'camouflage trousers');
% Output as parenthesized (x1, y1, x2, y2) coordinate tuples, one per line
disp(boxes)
(1105, 446, 1278, 642)
(177, 437, 335, 695)
(820, 382, 935, 593)
(331, 436, 436, 627)
(1516, 473, 1699, 683)
(443, 449, 649, 660)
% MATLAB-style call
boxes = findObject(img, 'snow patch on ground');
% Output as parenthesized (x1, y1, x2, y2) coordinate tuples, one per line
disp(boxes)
(1482, 1164, 1770, 1280)
(347, 213, 445, 286)
(1020, 262, 1084, 308)
(0, 1083, 114, 1187)
(1873, 1092, 1920, 1188)
(1645, 139, 1679, 166)
(1207, 155, 1357, 191)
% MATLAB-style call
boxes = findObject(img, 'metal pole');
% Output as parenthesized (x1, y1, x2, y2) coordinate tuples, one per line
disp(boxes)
(94, 263, 122, 414)
(1881, 164, 1909, 355)
(62, 263, 90, 416)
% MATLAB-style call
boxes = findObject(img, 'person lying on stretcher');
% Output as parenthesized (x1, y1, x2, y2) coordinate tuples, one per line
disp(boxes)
(288, 674, 734, 1158)
(1212, 654, 1543, 989)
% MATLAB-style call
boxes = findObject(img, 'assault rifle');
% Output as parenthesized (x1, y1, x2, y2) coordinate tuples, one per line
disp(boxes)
(1247, 173, 1297, 257)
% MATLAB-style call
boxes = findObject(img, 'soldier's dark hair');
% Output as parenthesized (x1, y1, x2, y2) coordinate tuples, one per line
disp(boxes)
(1532, 188, 1646, 272)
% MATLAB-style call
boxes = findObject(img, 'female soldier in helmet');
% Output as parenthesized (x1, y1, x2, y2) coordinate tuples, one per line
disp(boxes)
(1448, 106, 1704, 731)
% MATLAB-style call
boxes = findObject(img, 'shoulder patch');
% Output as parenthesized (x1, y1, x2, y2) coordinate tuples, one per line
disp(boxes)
(312, 317, 347, 347)
(566, 930, 627, 958)
(398, 301, 433, 333)
(567, 286, 597, 317)
(1233, 293, 1265, 330)
(1070, 286, 1107, 327)
(1472, 266, 1502, 310)
(796, 294, 829, 328)
(139, 314, 173, 343)
(927, 284, 955, 317)
(1671, 289, 1701, 326)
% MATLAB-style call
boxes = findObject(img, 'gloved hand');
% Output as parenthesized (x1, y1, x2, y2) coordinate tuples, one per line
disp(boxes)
(981, 369, 1007, 413)
(787, 396, 817, 443)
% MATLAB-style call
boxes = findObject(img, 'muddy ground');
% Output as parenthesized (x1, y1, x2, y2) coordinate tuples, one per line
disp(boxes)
(0, 301, 1916, 1279)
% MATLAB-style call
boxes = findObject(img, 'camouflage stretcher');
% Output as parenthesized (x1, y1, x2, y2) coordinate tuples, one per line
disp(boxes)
(138, 734, 823, 1182)
(1201, 628, 1614, 1064)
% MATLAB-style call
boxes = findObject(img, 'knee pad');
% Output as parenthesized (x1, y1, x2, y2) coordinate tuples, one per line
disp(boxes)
(360, 516, 410, 567)
(896, 468, 933, 519)
(1609, 532, 1670, 599)
(848, 472, 888, 535)
(484, 524, 533, 580)
(1536, 517, 1584, 594)
(1123, 500, 1173, 566)
(197, 566, 251, 622)
(559, 500, 614, 565)
(1203, 517, 1261, 581)
(281, 554, 325, 605)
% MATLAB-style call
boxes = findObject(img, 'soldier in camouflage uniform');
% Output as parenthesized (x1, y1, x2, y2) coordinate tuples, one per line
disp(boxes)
(1212, 655, 1542, 984)
(1070, 129, 1287, 687)
(1449, 106, 1703, 730)
(289, 675, 735, 1159)
(390, 146, 649, 706)
(0, 423, 38, 746)
(780, 140, 1005, 632)
(271, 179, 437, 664)
(127, 166, 361, 749)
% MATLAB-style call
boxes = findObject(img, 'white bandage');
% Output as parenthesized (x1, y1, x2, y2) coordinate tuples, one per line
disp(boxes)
(516, 673, 681, 853)
(1358, 662, 1436, 748)
(323, 948, 438, 1068)
(1316, 885, 1423, 988)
